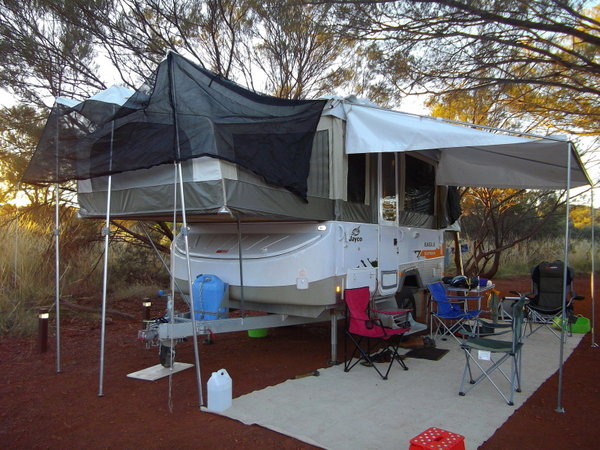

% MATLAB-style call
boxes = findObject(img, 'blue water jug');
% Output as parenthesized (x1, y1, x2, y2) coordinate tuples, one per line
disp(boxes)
(192, 274, 228, 320)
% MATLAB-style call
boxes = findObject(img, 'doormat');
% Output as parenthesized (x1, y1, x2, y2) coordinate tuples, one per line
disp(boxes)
(404, 347, 449, 361)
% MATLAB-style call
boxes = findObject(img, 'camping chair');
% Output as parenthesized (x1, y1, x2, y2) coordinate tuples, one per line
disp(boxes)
(459, 296, 526, 405)
(428, 282, 481, 344)
(344, 286, 410, 380)
(525, 261, 584, 340)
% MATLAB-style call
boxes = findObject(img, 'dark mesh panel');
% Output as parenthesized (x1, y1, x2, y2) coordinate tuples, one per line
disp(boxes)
(22, 52, 326, 200)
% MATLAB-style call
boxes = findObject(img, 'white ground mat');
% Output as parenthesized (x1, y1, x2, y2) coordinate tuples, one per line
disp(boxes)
(217, 329, 583, 450)
(127, 363, 193, 381)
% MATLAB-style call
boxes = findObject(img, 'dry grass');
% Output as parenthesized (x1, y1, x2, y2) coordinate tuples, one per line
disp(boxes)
(495, 238, 597, 278)
(0, 215, 168, 336)
(446, 237, 598, 279)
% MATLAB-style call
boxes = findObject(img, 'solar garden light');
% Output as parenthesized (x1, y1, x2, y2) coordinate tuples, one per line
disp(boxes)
(38, 308, 49, 353)
(142, 298, 152, 323)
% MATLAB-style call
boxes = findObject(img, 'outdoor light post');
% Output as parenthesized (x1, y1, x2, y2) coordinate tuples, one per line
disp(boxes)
(38, 308, 49, 353)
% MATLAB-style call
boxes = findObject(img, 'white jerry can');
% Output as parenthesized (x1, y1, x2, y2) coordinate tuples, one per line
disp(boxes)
(207, 369, 232, 412)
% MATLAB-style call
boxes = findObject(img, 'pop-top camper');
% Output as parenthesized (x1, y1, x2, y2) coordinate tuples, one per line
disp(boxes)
(76, 96, 455, 321)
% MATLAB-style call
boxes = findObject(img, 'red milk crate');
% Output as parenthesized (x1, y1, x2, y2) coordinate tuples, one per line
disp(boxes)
(409, 427, 466, 450)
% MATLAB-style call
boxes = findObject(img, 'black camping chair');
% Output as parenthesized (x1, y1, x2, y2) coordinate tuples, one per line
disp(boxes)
(525, 261, 584, 340)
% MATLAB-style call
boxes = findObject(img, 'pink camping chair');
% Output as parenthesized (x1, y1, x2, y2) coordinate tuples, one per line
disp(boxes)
(344, 286, 411, 380)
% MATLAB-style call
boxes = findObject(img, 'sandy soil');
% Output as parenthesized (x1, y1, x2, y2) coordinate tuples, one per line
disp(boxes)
(1, 276, 598, 449)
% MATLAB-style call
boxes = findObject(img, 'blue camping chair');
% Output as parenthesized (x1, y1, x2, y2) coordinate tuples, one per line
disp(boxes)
(428, 282, 482, 344)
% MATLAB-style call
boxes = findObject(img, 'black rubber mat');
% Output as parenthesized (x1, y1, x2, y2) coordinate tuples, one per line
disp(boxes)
(404, 347, 449, 361)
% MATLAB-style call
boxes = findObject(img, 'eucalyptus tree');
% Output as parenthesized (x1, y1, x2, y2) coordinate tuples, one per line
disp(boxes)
(0, 0, 361, 248)
(315, 0, 599, 137)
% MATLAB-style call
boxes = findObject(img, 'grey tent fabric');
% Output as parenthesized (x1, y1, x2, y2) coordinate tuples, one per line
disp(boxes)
(22, 52, 326, 199)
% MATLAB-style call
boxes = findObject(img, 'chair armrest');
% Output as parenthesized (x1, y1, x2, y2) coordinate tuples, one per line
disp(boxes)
(455, 325, 479, 339)
(572, 295, 584, 301)
(364, 318, 384, 329)
(447, 295, 481, 300)
(371, 308, 411, 315)
(477, 319, 512, 331)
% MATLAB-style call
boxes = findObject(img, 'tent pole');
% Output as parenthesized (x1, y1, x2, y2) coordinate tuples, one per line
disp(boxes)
(168, 163, 179, 412)
(177, 162, 204, 408)
(556, 143, 573, 413)
(54, 183, 61, 374)
(13, 185, 20, 290)
(97, 174, 112, 397)
(170, 163, 178, 312)
(167, 51, 203, 407)
(98, 111, 116, 397)
(591, 186, 597, 348)
(237, 218, 246, 317)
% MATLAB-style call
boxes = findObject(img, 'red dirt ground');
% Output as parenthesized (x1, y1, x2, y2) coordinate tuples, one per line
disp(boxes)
(1, 276, 598, 449)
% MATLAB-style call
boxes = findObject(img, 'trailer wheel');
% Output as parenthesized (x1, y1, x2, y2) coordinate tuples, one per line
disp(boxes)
(159, 344, 176, 368)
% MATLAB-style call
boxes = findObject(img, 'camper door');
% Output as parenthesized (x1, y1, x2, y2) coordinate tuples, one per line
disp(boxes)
(378, 153, 399, 296)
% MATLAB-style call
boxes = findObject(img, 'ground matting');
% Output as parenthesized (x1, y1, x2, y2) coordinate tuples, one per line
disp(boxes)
(214, 328, 583, 450)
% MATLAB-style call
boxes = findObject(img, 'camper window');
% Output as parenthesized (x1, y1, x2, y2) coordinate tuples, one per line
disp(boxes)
(404, 155, 435, 215)
(380, 153, 397, 222)
(347, 153, 366, 203)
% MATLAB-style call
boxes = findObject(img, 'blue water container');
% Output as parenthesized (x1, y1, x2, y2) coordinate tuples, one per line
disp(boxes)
(192, 274, 228, 320)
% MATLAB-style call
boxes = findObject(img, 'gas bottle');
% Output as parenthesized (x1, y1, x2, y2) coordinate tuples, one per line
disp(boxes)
(207, 369, 232, 412)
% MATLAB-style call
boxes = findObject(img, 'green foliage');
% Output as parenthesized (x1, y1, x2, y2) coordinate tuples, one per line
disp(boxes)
(570, 204, 600, 229)
(328, 0, 600, 137)
(249, 0, 357, 99)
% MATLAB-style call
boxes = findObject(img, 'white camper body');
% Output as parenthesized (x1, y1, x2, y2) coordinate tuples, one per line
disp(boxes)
(172, 220, 444, 318)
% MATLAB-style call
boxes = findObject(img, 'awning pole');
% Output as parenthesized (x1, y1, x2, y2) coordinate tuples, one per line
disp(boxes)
(54, 183, 61, 374)
(556, 143, 573, 413)
(177, 162, 204, 408)
(591, 186, 597, 348)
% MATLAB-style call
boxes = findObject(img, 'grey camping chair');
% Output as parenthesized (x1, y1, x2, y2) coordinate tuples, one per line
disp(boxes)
(458, 296, 526, 405)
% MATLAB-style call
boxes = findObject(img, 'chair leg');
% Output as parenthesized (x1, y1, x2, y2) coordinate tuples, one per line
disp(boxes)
(431, 316, 464, 345)
(459, 350, 517, 405)
(515, 350, 522, 393)
(389, 342, 409, 371)
(344, 333, 394, 380)
(526, 309, 563, 340)
(459, 348, 473, 396)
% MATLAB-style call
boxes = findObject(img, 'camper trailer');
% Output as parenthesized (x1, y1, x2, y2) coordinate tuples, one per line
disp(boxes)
(77, 97, 457, 364)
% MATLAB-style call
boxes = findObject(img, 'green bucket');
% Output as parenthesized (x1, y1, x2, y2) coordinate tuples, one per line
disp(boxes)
(552, 316, 590, 334)
(248, 328, 268, 338)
